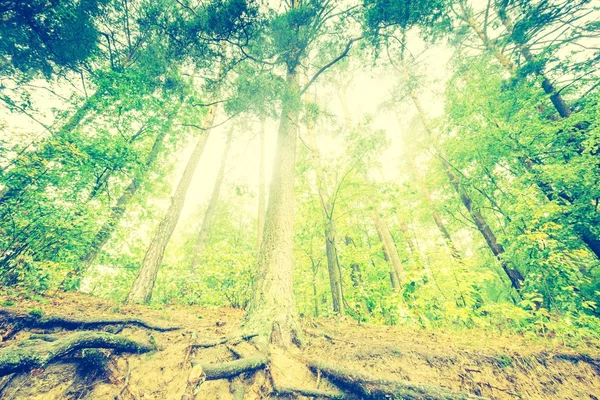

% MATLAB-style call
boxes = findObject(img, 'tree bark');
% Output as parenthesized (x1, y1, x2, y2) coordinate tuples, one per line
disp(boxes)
(257, 118, 267, 259)
(0, 331, 152, 377)
(371, 211, 405, 291)
(242, 69, 302, 347)
(305, 114, 345, 315)
(190, 125, 233, 266)
(325, 220, 345, 314)
(126, 104, 217, 304)
(441, 159, 524, 291)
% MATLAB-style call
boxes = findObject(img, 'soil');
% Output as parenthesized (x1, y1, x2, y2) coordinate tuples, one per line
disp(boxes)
(0, 291, 598, 399)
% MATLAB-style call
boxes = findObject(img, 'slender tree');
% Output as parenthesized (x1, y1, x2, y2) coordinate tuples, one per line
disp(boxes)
(190, 125, 234, 266)
(126, 104, 218, 304)
(257, 118, 267, 258)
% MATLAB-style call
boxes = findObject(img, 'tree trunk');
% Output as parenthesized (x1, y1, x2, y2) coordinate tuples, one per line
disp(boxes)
(242, 70, 302, 347)
(312, 268, 319, 317)
(404, 81, 524, 291)
(305, 104, 346, 315)
(371, 211, 404, 291)
(396, 218, 417, 256)
(493, 6, 572, 118)
(441, 158, 524, 291)
(257, 118, 266, 259)
(79, 126, 170, 274)
(126, 104, 217, 304)
(190, 125, 233, 266)
(345, 236, 369, 315)
(325, 220, 344, 314)
(409, 158, 463, 261)
(461, 4, 572, 119)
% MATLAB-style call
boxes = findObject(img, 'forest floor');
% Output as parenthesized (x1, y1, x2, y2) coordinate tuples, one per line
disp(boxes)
(0, 291, 598, 399)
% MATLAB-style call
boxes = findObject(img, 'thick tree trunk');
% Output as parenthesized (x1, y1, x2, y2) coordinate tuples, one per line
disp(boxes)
(257, 119, 267, 258)
(242, 70, 302, 347)
(79, 127, 170, 273)
(371, 211, 405, 291)
(126, 104, 217, 304)
(190, 125, 233, 266)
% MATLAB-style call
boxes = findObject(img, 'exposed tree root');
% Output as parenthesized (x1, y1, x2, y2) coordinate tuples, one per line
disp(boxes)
(115, 359, 131, 400)
(201, 355, 268, 380)
(308, 360, 489, 400)
(0, 331, 153, 377)
(0, 309, 181, 336)
(191, 332, 258, 349)
(273, 383, 345, 399)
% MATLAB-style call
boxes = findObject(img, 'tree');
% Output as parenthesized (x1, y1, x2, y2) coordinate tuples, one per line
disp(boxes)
(126, 104, 218, 304)
(243, 1, 361, 346)
(190, 125, 234, 266)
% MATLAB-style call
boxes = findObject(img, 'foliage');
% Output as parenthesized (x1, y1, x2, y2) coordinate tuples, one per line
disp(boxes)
(0, 0, 599, 346)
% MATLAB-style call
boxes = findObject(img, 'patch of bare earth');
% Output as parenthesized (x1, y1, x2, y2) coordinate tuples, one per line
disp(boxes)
(0, 291, 598, 399)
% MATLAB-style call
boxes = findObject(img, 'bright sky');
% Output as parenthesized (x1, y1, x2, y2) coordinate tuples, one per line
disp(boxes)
(0, 35, 453, 244)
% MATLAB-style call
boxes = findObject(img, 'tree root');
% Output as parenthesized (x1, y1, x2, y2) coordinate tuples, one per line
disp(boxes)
(0, 309, 181, 337)
(191, 332, 259, 348)
(114, 359, 131, 400)
(0, 331, 153, 377)
(308, 360, 489, 400)
(201, 355, 268, 380)
(273, 384, 345, 399)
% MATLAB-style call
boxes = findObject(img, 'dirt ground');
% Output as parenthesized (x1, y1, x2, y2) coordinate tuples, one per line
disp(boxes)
(0, 291, 598, 399)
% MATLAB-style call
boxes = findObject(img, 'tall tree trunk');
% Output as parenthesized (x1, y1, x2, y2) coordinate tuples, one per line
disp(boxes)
(345, 235, 369, 315)
(126, 104, 217, 304)
(459, 2, 571, 118)
(396, 218, 417, 256)
(371, 211, 404, 291)
(325, 219, 344, 314)
(79, 125, 171, 274)
(408, 157, 463, 261)
(190, 125, 233, 266)
(493, 4, 572, 118)
(257, 118, 267, 259)
(440, 159, 524, 291)
(403, 76, 524, 291)
(305, 115, 345, 315)
(242, 70, 302, 347)
(312, 264, 319, 317)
